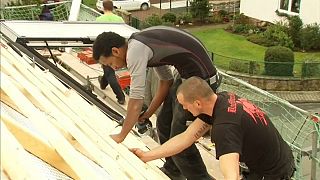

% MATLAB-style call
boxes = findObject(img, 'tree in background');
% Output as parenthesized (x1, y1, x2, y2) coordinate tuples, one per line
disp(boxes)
(190, 0, 210, 22)
(287, 16, 303, 48)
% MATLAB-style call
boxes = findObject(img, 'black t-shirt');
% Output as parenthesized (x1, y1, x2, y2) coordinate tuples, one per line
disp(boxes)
(198, 92, 293, 177)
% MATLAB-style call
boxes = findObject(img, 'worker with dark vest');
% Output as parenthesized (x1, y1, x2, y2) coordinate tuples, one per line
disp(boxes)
(92, 26, 221, 179)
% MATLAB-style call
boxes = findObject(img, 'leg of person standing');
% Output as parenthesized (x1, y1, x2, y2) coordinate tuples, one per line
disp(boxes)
(102, 65, 125, 104)
(156, 81, 183, 179)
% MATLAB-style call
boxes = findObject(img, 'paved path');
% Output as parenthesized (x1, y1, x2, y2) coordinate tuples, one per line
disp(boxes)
(269, 91, 320, 103)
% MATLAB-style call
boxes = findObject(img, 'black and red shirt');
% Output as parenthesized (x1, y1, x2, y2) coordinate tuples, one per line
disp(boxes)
(199, 92, 293, 177)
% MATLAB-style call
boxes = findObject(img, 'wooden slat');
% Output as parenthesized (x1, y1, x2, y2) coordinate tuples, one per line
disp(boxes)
(0, 90, 22, 115)
(65, 90, 169, 179)
(1, 168, 9, 180)
(0, 71, 108, 179)
(0, 108, 79, 179)
(42, 53, 167, 179)
(1, 121, 47, 180)
(40, 74, 162, 179)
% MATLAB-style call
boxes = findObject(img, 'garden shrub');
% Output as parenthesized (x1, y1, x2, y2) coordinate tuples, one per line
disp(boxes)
(177, 12, 193, 24)
(141, 14, 163, 28)
(210, 14, 223, 24)
(247, 34, 274, 47)
(264, 46, 294, 76)
(263, 23, 294, 49)
(233, 24, 258, 34)
(229, 60, 260, 74)
(233, 24, 250, 34)
(301, 60, 320, 78)
(161, 12, 177, 23)
(218, 10, 228, 17)
(300, 24, 320, 51)
(234, 13, 249, 25)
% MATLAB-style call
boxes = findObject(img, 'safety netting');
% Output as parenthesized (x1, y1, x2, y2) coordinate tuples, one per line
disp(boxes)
(0, 1, 100, 21)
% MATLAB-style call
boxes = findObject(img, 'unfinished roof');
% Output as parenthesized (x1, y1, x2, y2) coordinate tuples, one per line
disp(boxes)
(0, 33, 168, 180)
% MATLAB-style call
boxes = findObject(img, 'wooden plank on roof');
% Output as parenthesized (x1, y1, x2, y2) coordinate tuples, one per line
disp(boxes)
(0, 109, 79, 179)
(65, 89, 169, 179)
(1, 121, 48, 180)
(0, 71, 109, 179)
(0, 90, 22, 115)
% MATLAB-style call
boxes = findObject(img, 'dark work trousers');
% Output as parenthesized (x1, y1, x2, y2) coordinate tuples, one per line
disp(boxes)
(101, 65, 125, 101)
(156, 77, 212, 180)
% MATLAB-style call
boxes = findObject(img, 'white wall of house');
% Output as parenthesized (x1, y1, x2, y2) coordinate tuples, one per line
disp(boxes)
(240, 0, 320, 25)
(299, 0, 320, 25)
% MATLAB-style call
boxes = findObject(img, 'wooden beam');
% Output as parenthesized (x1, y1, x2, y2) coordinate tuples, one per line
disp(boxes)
(0, 71, 109, 179)
(35, 67, 167, 179)
(1, 121, 47, 180)
(1, 168, 9, 180)
(0, 108, 78, 179)
(0, 90, 22, 115)
(66, 90, 169, 179)
(32, 53, 167, 179)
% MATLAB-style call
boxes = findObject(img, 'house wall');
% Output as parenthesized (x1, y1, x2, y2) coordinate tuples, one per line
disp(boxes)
(240, 0, 320, 25)
(299, 0, 320, 25)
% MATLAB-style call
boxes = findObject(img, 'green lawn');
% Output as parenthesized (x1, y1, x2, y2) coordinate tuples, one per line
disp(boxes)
(83, 0, 96, 9)
(190, 28, 320, 63)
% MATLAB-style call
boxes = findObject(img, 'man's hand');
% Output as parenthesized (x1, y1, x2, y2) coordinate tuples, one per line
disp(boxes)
(110, 133, 125, 143)
(138, 112, 150, 123)
(130, 148, 148, 163)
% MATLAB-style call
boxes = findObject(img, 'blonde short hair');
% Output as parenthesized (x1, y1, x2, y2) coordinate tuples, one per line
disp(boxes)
(177, 76, 213, 103)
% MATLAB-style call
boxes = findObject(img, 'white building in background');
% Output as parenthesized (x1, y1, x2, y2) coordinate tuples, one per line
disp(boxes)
(240, 0, 320, 25)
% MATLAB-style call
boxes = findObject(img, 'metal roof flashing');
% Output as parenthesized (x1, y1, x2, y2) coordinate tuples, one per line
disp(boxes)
(0, 21, 138, 47)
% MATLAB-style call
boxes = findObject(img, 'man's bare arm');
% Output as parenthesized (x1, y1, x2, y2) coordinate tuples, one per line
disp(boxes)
(141, 79, 173, 120)
(131, 118, 211, 162)
(111, 98, 144, 143)
(219, 153, 240, 180)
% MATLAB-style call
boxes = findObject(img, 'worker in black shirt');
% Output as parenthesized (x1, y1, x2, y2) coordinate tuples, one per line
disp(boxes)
(93, 26, 221, 179)
(131, 76, 296, 180)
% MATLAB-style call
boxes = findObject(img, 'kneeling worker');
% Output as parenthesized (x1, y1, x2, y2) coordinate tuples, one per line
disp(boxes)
(131, 76, 296, 180)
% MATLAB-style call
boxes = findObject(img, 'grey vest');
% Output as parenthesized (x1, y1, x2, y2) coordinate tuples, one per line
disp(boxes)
(129, 26, 217, 80)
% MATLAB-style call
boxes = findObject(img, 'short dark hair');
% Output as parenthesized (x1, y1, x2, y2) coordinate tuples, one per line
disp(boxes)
(103, 0, 113, 11)
(92, 32, 125, 61)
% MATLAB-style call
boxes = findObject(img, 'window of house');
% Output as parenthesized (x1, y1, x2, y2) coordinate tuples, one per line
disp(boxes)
(280, 0, 289, 10)
(279, 0, 300, 13)
(291, 0, 300, 13)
